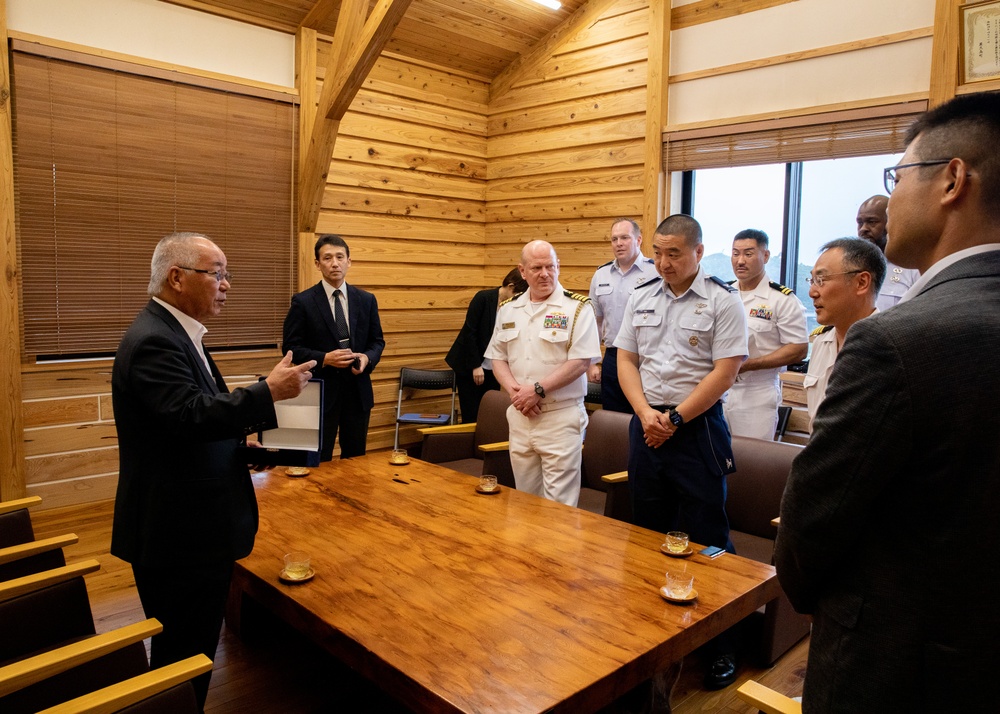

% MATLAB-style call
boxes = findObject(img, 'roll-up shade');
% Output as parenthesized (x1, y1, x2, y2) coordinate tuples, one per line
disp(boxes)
(11, 49, 297, 359)
(664, 101, 928, 172)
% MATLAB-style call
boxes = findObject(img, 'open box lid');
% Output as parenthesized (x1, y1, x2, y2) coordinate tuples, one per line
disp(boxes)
(259, 379, 323, 452)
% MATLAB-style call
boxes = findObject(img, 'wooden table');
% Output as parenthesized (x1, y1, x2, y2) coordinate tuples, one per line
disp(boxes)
(227, 454, 780, 713)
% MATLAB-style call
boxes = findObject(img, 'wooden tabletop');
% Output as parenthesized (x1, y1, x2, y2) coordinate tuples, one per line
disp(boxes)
(230, 454, 780, 714)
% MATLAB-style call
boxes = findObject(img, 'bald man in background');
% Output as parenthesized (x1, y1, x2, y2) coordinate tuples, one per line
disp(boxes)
(856, 195, 919, 310)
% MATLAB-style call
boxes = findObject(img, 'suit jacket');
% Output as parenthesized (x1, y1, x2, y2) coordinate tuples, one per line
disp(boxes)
(282, 282, 385, 411)
(774, 250, 1000, 712)
(445, 287, 500, 373)
(111, 300, 277, 568)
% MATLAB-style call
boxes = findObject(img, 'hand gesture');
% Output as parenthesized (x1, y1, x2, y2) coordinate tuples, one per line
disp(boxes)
(265, 351, 316, 402)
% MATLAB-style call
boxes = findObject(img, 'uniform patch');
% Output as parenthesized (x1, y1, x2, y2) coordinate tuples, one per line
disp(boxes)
(502, 322, 515, 329)
(749, 304, 774, 321)
(544, 313, 569, 330)
(689, 335, 699, 347)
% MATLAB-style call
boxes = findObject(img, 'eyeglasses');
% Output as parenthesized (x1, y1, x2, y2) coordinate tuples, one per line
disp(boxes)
(178, 266, 233, 283)
(883, 160, 951, 194)
(806, 271, 861, 287)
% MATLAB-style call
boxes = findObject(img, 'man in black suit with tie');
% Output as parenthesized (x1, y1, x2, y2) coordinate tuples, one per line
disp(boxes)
(776, 93, 1000, 711)
(111, 232, 315, 709)
(283, 234, 385, 460)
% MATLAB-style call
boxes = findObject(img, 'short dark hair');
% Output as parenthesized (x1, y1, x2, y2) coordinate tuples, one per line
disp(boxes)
(502, 267, 528, 294)
(733, 229, 769, 248)
(654, 214, 702, 247)
(905, 92, 1000, 221)
(819, 237, 887, 295)
(610, 217, 641, 235)
(314, 234, 350, 260)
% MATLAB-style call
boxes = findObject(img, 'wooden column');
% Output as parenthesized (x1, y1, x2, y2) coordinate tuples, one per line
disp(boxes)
(0, 0, 27, 500)
(295, 26, 318, 291)
(643, 0, 670, 235)
(929, 0, 961, 107)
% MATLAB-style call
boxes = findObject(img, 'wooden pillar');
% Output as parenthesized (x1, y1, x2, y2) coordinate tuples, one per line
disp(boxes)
(929, 0, 961, 107)
(0, 0, 27, 500)
(643, 0, 670, 236)
(296, 27, 318, 291)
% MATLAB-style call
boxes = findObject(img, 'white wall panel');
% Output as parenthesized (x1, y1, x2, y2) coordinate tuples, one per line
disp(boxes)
(668, 37, 933, 126)
(7, 0, 294, 87)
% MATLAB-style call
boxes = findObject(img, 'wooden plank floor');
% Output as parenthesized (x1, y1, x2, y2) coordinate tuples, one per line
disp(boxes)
(32, 498, 807, 713)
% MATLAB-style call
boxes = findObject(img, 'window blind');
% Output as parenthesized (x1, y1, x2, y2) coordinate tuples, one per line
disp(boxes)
(11, 50, 297, 358)
(664, 101, 928, 172)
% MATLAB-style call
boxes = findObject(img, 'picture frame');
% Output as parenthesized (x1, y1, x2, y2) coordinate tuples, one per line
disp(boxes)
(961, 0, 1000, 84)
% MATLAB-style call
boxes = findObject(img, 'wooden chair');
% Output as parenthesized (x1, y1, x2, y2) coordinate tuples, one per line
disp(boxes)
(0, 533, 77, 583)
(578, 408, 633, 519)
(419, 389, 514, 487)
(0, 560, 102, 665)
(0, 620, 159, 713)
(736, 680, 802, 714)
(0, 497, 43, 548)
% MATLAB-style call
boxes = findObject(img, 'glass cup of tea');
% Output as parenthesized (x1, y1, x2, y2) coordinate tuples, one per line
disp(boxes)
(283, 551, 311, 580)
(479, 475, 498, 492)
(665, 570, 694, 599)
(390, 449, 409, 465)
(664, 531, 689, 554)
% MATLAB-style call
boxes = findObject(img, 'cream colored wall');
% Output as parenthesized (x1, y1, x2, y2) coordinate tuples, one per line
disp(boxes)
(668, 0, 936, 126)
(6, 0, 294, 86)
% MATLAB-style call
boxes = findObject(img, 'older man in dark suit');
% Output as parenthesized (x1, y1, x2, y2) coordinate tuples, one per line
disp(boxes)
(111, 232, 315, 709)
(775, 93, 1000, 712)
(283, 234, 385, 460)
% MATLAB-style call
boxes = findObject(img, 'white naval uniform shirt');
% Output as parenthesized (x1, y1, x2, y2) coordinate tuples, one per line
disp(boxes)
(732, 279, 808, 386)
(803, 308, 879, 428)
(484, 282, 601, 405)
(613, 269, 747, 407)
(588, 257, 658, 346)
(875, 261, 919, 311)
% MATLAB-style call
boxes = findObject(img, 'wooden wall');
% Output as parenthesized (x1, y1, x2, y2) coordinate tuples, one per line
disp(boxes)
(485, 0, 649, 289)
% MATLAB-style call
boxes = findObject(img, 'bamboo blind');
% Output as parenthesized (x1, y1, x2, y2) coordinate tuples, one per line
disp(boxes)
(665, 102, 928, 172)
(11, 51, 297, 358)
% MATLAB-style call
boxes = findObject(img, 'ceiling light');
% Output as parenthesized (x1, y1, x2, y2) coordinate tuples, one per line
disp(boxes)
(530, 0, 562, 9)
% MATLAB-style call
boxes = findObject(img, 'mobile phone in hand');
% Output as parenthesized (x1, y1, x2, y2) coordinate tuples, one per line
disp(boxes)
(352, 356, 361, 370)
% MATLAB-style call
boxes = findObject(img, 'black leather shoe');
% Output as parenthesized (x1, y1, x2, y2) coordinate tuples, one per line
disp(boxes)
(704, 653, 737, 690)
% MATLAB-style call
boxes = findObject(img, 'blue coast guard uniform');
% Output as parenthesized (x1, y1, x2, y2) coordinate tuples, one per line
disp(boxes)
(588, 256, 658, 413)
(613, 268, 748, 548)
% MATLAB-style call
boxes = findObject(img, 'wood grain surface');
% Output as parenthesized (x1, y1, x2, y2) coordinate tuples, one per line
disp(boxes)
(230, 455, 780, 714)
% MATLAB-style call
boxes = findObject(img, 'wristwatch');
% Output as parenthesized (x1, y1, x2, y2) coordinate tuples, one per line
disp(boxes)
(534, 382, 546, 398)
(668, 408, 684, 427)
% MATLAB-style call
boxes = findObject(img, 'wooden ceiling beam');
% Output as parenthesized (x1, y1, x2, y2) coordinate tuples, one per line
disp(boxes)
(300, 0, 341, 31)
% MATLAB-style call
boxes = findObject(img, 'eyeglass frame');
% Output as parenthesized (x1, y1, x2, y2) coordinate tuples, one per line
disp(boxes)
(805, 270, 862, 288)
(883, 160, 952, 194)
(177, 266, 233, 283)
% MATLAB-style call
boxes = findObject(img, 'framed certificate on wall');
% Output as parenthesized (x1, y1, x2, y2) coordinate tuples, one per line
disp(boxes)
(961, 0, 1000, 84)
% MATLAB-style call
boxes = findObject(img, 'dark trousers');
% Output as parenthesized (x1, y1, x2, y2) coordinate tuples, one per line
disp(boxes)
(132, 560, 234, 710)
(455, 369, 500, 423)
(600, 347, 633, 414)
(627, 401, 735, 551)
(321, 370, 370, 461)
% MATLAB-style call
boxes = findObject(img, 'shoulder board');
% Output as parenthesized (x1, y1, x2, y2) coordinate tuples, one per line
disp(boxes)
(635, 276, 660, 290)
(810, 325, 833, 336)
(643, 257, 654, 264)
(708, 275, 737, 292)
(726, 279, 736, 286)
(499, 291, 523, 307)
(563, 290, 591, 303)
(597, 259, 613, 268)
(769, 280, 794, 295)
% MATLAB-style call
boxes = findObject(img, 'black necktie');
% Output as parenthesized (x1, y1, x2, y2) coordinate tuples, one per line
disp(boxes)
(333, 289, 350, 348)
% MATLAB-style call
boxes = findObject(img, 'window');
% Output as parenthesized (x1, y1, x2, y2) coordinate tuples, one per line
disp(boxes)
(12, 48, 297, 359)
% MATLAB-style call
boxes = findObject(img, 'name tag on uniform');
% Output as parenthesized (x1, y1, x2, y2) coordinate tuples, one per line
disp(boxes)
(502, 322, 515, 329)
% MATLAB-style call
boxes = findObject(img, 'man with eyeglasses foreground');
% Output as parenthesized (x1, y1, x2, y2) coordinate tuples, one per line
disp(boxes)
(485, 240, 600, 506)
(801, 238, 885, 428)
(776, 92, 1000, 712)
(855, 194, 920, 310)
(111, 232, 316, 709)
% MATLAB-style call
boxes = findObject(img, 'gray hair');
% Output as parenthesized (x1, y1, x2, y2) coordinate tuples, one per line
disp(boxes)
(148, 232, 211, 296)
(819, 237, 887, 295)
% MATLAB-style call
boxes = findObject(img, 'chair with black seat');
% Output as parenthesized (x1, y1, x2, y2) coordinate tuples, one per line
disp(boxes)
(418, 389, 514, 487)
(394, 367, 457, 450)
(0, 533, 77, 583)
(0, 497, 42, 549)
